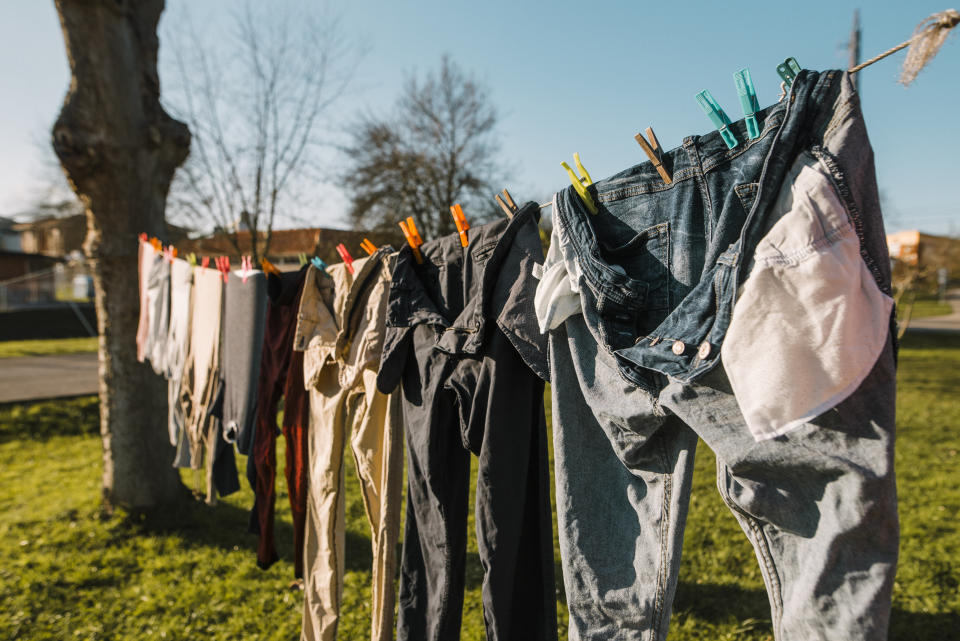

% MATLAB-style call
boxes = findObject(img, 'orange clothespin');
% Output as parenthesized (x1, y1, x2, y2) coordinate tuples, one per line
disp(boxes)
(149, 237, 162, 251)
(398, 217, 424, 264)
(450, 204, 470, 247)
(336, 243, 355, 274)
(201, 256, 210, 269)
(360, 238, 377, 256)
(260, 257, 281, 276)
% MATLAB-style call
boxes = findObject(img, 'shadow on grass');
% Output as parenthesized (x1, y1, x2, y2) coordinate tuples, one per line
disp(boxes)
(672, 581, 958, 640)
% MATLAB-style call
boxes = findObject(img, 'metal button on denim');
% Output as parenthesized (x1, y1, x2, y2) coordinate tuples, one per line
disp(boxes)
(672, 340, 686, 355)
(698, 341, 711, 359)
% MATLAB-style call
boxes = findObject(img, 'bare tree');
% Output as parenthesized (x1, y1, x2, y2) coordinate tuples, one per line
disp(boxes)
(343, 56, 503, 240)
(164, 2, 357, 262)
(52, 0, 190, 510)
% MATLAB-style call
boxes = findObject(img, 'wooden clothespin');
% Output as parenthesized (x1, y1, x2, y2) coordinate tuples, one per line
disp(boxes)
(398, 217, 423, 264)
(561, 153, 598, 214)
(634, 127, 672, 184)
(336, 243, 355, 275)
(360, 238, 377, 256)
(260, 257, 281, 276)
(494, 188, 518, 218)
(450, 204, 470, 247)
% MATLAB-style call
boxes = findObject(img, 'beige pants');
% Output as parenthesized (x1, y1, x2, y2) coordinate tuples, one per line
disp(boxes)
(298, 252, 403, 641)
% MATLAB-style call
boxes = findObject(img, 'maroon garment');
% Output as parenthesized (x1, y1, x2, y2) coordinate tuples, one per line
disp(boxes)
(250, 265, 310, 575)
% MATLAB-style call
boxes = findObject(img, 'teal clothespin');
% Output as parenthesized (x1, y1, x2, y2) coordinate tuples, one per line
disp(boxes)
(310, 256, 328, 273)
(733, 68, 761, 140)
(776, 57, 801, 87)
(695, 90, 738, 149)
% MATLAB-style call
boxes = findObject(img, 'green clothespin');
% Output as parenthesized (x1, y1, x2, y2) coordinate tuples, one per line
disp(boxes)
(734, 68, 761, 140)
(776, 57, 801, 87)
(298, 253, 307, 266)
(695, 90, 738, 150)
(560, 153, 598, 214)
(187, 252, 197, 267)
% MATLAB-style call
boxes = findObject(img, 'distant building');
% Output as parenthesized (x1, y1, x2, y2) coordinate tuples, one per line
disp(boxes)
(0, 250, 61, 309)
(887, 230, 960, 269)
(0, 217, 20, 251)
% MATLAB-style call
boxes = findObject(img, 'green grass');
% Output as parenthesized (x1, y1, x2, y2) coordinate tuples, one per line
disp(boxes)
(899, 293, 954, 323)
(1, 334, 958, 640)
(0, 336, 98, 359)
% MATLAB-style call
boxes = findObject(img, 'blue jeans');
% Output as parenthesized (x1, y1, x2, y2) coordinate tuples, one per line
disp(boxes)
(547, 70, 898, 640)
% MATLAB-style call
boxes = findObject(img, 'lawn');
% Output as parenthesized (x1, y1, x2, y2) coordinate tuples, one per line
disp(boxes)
(1, 332, 958, 640)
(900, 293, 954, 322)
(0, 336, 98, 359)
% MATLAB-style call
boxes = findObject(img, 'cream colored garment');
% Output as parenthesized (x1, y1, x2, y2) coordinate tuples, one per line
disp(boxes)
(722, 152, 893, 441)
(178, 266, 225, 500)
(164, 258, 194, 446)
(135, 240, 157, 363)
(297, 255, 403, 641)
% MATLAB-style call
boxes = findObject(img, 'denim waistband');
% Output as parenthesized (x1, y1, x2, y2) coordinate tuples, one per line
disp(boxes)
(377, 201, 548, 393)
(553, 69, 847, 391)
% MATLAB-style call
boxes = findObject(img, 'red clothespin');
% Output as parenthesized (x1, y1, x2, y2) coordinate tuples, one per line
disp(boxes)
(138, 232, 148, 243)
(360, 238, 377, 256)
(214, 256, 230, 283)
(201, 256, 210, 269)
(398, 218, 423, 264)
(336, 243, 355, 274)
(450, 204, 470, 247)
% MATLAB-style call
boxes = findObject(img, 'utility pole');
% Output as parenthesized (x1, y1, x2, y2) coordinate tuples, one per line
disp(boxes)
(849, 9, 861, 90)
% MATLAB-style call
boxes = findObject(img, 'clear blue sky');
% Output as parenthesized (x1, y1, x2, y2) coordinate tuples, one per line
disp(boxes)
(2, 0, 958, 235)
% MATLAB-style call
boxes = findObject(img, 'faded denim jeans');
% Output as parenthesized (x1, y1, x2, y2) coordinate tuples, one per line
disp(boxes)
(538, 70, 898, 641)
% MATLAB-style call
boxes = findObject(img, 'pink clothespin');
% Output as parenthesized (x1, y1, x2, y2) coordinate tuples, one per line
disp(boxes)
(336, 243, 355, 275)
(241, 256, 252, 283)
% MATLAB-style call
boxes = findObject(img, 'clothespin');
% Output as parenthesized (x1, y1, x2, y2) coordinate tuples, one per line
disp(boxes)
(398, 217, 423, 264)
(634, 127, 672, 184)
(149, 237, 162, 251)
(494, 188, 518, 218)
(776, 57, 801, 88)
(360, 238, 377, 256)
(138, 233, 148, 243)
(298, 253, 308, 266)
(260, 257, 281, 276)
(214, 256, 230, 283)
(201, 256, 210, 269)
(163, 245, 177, 263)
(733, 68, 761, 140)
(695, 90, 738, 149)
(450, 204, 470, 247)
(187, 252, 197, 267)
(336, 243, 355, 275)
(310, 256, 328, 273)
(560, 153, 598, 214)
(240, 255, 252, 283)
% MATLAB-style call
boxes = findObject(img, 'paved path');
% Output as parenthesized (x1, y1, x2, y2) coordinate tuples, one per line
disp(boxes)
(907, 288, 960, 333)
(0, 352, 99, 403)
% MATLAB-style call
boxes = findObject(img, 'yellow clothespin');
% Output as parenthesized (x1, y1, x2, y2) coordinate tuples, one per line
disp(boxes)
(634, 127, 672, 184)
(360, 238, 377, 256)
(298, 253, 308, 266)
(494, 188, 518, 219)
(450, 204, 470, 247)
(561, 153, 598, 214)
(398, 218, 423, 264)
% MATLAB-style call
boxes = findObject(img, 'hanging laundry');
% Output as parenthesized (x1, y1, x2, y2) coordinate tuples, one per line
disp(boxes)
(163, 257, 194, 448)
(144, 253, 171, 373)
(135, 238, 160, 363)
(296, 247, 403, 641)
(178, 265, 239, 503)
(220, 268, 268, 448)
(377, 203, 557, 641)
(537, 70, 897, 641)
(249, 265, 310, 575)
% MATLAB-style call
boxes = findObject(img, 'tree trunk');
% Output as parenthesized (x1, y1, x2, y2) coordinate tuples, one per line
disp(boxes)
(52, 0, 191, 510)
